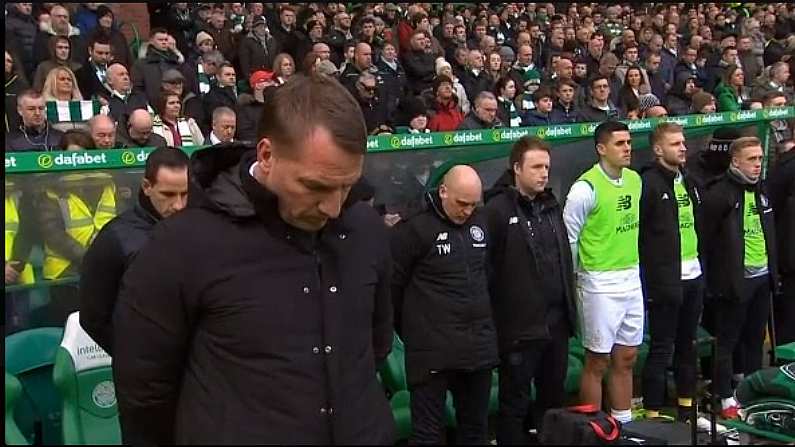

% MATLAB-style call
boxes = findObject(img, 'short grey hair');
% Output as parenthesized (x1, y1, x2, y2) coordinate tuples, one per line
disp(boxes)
(203, 50, 225, 66)
(474, 91, 496, 108)
(212, 106, 236, 122)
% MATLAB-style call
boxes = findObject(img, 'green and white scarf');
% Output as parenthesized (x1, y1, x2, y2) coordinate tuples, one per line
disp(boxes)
(499, 97, 522, 127)
(45, 100, 101, 123)
(197, 62, 211, 95)
(152, 113, 195, 147)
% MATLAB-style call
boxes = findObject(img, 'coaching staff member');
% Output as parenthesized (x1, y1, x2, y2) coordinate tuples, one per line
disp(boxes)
(112, 74, 396, 444)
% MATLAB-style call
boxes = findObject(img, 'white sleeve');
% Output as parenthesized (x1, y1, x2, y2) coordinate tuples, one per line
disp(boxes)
(563, 180, 596, 270)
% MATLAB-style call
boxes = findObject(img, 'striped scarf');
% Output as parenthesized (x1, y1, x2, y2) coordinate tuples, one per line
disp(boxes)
(45, 100, 101, 123)
(152, 114, 195, 147)
(197, 62, 211, 95)
(499, 97, 522, 127)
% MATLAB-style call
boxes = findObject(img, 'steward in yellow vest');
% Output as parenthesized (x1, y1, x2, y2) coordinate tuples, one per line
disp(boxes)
(5, 180, 35, 285)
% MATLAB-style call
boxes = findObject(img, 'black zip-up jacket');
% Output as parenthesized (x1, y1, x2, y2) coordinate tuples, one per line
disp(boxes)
(390, 191, 499, 387)
(639, 162, 705, 303)
(483, 171, 577, 353)
(79, 190, 161, 355)
(767, 150, 795, 275)
(701, 170, 779, 300)
(112, 144, 395, 445)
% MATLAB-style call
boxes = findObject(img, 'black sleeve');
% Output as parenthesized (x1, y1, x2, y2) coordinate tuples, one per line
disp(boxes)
(78, 225, 126, 355)
(372, 219, 394, 369)
(481, 202, 504, 292)
(112, 222, 195, 446)
(238, 40, 252, 79)
(700, 182, 731, 266)
(389, 219, 425, 336)
(37, 194, 86, 263)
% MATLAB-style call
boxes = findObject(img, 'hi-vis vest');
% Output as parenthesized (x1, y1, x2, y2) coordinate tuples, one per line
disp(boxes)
(5, 186, 35, 285)
(43, 174, 117, 280)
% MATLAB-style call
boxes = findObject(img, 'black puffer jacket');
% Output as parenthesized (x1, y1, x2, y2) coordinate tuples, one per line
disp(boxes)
(391, 190, 499, 387)
(639, 162, 705, 302)
(483, 171, 577, 353)
(767, 150, 795, 275)
(131, 47, 182, 104)
(113, 144, 395, 445)
(701, 170, 779, 300)
(5, 7, 38, 75)
(80, 190, 162, 354)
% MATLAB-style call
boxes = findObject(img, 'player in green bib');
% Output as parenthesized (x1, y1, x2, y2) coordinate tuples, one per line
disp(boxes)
(639, 123, 706, 425)
(564, 121, 643, 425)
(702, 136, 779, 420)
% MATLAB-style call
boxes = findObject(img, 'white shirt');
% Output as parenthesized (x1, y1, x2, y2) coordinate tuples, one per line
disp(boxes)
(209, 132, 232, 145)
(563, 164, 642, 294)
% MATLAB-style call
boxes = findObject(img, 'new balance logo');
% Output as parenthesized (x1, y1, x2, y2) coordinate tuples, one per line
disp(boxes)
(616, 195, 632, 211)
(436, 232, 448, 241)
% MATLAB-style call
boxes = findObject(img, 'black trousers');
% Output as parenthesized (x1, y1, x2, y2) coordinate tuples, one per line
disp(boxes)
(642, 277, 704, 409)
(409, 368, 492, 445)
(496, 318, 569, 445)
(715, 275, 771, 398)
(774, 274, 795, 346)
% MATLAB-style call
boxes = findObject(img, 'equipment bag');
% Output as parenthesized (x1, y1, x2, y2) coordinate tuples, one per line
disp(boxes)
(540, 404, 621, 445)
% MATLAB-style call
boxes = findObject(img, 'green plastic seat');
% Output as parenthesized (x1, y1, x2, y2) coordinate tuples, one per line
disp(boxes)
(488, 369, 499, 415)
(5, 372, 29, 445)
(565, 354, 584, 395)
(569, 336, 585, 362)
(379, 332, 407, 393)
(52, 312, 121, 445)
(4, 327, 65, 445)
(776, 343, 795, 363)
(390, 390, 412, 441)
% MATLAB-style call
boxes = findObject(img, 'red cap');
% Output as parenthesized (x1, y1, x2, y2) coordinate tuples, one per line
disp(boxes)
(249, 70, 274, 87)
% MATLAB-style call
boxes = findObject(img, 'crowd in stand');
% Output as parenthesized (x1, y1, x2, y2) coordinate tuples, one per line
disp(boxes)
(4, 2, 795, 153)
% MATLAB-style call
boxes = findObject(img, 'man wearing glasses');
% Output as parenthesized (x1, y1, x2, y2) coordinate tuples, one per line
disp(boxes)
(353, 73, 391, 135)
(577, 75, 620, 122)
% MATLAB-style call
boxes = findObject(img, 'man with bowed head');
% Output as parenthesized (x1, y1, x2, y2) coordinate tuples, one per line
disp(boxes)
(112, 74, 396, 444)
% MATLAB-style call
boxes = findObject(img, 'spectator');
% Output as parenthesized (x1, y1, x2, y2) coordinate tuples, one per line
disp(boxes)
(80, 147, 189, 354)
(486, 51, 504, 84)
(341, 42, 376, 92)
(674, 46, 708, 89)
(645, 52, 669, 101)
(715, 65, 748, 112)
(269, 5, 304, 62)
(706, 45, 739, 93)
(184, 49, 224, 99)
(523, 87, 554, 126)
(494, 76, 521, 127)
(5, 2, 38, 79)
(315, 60, 339, 78)
(460, 49, 493, 103)
(508, 44, 541, 97)
(665, 75, 699, 116)
(75, 34, 113, 100)
(354, 72, 391, 135)
(643, 104, 669, 119)
(6, 90, 64, 151)
(312, 42, 332, 62)
(435, 58, 470, 115)
(132, 28, 182, 104)
(91, 6, 131, 69)
(357, 16, 384, 57)
(578, 75, 620, 122)
(427, 75, 465, 132)
(376, 42, 407, 119)
(42, 66, 83, 102)
(74, 3, 101, 36)
(208, 106, 237, 144)
(692, 91, 717, 114)
(764, 92, 793, 145)
(32, 5, 87, 71)
(752, 61, 792, 101)
(326, 10, 354, 66)
(32, 35, 83, 92)
(88, 114, 117, 149)
(271, 53, 296, 87)
(59, 128, 94, 150)
(158, 68, 206, 135)
(186, 29, 216, 66)
(550, 79, 579, 124)
(617, 66, 648, 112)
(238, 15, 279, 77)
(203, 63, 238, 120)
(117, 108, 168, 149)
(5, 50, 30, 133)
(102, 63, 141, 126)
(152, 90, 204, 147)
(204, 9, 237, 62)
(659, 32, 679, 86)
(737, 35, 763, 86)
(458, 91, 503, 130)
(402, 31, 436, 95)
(599, 52, 623, 106)
(295, 19, 326, 66)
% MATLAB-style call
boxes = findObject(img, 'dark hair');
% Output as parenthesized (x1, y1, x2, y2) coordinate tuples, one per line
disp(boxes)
(594, 121, 629, 145)
(532, 86, 554, 103)
(588, 74, 609, 89)
(257, 73, 367, 155)
(556, 78, 578, 91)
(59, 129, 94, 150)
(762, 90, 787, 104)
(493, 76, 515, 96)
(149, 27, 168, 38)
(88, 34, 111, 50)
(509, 136, 551, 169)
(154, 89, 181, 118)
(144, 147, 190, 184)
(95, 5, 113, 21)
(722, 45, 737, 56)
(48, 35, 71, 60)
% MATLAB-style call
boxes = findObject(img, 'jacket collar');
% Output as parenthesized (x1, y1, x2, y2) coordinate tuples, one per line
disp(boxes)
(135, 189, 162, 224)
(425, 189, 459, 226)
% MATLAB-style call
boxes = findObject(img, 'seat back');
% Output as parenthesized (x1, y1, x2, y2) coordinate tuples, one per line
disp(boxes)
(4, 327, 64, 444)
(52, 312, 120, 445)
(5, 372, 29, 445)
(379, 332, 408, 393)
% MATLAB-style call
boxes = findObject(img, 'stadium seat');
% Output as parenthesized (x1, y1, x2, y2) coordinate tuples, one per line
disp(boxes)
(5, 372, 28, 445)
(52, 312, 121, 445)
(776, 343, 795, 363)
(488, 369, 499, 415)
(379, 332, 407, 393)
(390, 390, 412, 441)
(4, 327, 65, 444)
(565, 354, 584, 395)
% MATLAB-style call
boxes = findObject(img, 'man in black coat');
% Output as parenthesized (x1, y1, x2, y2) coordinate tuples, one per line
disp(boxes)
(5, 3, 38, 79)
(115, 109, 168, 149)
(391, 165, 499, 445)
(638, 123, 706, 423)
(483, 137, 577, 444)
(112, 74, 395, 445)
(75, 34, 113, 100)
(401, 30, 437, 96)
(202, 63, 239, 121)
(131, 28, 182, 104)
(458, 92, 504, 130)
(767, 140, 795, 345)
(353, 73, 392, 135)
(80, 148, 189, 354)
(701, 136, 779, 420)
(6, 90, 63, 152)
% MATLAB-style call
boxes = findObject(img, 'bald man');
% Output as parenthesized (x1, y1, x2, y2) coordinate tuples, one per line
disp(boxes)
(391, 165, 498, 444)
(89, 114, 118, 149)
(118, 109, 168, 149)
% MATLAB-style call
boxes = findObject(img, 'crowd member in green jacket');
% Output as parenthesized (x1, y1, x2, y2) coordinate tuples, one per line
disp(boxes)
(714, 64, 750, 112)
